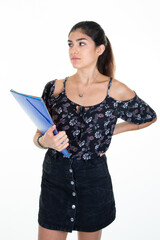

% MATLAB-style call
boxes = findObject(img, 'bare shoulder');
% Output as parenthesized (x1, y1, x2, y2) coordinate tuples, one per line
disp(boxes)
(109, 78, 136, 101)
(53, 78, 65, 97)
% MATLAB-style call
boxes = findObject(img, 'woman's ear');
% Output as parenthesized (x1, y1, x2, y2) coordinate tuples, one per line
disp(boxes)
(96, 44, 105, 56)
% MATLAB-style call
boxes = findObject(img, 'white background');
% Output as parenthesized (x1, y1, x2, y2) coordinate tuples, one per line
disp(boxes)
(0, 0, 159, 239)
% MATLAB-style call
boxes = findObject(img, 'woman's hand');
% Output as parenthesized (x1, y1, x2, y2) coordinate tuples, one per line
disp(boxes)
(99, 152, 106, 157)
(35, 125, 69, 152)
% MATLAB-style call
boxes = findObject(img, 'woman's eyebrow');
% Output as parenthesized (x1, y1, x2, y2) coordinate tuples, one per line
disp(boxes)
(68, 38, 88, 42)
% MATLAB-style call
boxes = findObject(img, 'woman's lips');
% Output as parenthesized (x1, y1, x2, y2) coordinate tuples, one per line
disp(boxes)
(72, 57, 80, 60)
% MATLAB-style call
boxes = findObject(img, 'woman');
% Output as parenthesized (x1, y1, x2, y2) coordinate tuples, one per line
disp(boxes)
(33, 21, 157, 240)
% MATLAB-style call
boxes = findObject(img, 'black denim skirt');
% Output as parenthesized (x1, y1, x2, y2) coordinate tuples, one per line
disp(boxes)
(38, 149, 116, 233)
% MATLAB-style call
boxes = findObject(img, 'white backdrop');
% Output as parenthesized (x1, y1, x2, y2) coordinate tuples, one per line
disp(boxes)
(0, 0, 159, 239)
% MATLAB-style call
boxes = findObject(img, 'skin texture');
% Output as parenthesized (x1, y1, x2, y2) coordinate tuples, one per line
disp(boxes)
(35, 29, 157, 240)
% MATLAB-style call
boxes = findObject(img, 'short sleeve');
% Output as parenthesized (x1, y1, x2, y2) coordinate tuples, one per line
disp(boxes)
(117, 93, 157, 124)
(41, 80, 55, 115)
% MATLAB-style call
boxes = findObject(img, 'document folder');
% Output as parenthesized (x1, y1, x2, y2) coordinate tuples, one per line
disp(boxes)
(10, 89, 71, 158)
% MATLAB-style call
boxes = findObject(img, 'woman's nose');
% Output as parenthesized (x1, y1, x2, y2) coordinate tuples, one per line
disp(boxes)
(71, 46, 79, 55)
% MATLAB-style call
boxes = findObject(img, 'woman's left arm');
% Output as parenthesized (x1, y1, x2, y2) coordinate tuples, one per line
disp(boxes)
(113, 116, 157, 135)
(110, 79, 157, 135)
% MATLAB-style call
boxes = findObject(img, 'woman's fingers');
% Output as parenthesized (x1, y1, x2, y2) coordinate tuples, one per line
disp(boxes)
(51, 128, 70, 151)
(99, 152, 106, 157)
(57, 141, 69, 151)
(57, 134, 69, 150)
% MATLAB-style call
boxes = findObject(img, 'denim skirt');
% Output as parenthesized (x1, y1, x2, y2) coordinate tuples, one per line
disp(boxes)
(38, 149, 116, 233)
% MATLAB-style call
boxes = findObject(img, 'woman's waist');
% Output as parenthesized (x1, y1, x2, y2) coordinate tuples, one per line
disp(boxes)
(47, 148, 107, 163)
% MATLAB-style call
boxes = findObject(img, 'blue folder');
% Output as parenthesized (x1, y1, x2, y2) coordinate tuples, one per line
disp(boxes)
(10, 89, 71, 158)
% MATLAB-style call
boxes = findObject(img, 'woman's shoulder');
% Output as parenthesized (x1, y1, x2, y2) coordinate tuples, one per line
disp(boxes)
(52, 78, 65, 97)
(43, 77, 66, 97)
(109, 78, 136, 101)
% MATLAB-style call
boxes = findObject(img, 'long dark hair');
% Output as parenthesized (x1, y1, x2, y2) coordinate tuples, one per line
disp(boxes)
(68, 21, 116, 78)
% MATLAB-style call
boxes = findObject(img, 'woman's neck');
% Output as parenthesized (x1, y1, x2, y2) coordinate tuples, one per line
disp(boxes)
(73, 68, 101, 85)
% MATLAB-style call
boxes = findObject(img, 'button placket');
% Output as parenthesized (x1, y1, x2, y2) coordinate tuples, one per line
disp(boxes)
(68, 157, 77, 226)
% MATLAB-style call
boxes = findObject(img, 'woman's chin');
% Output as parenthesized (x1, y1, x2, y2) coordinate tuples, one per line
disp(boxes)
(72, 64, 82, 69)
(71, 63, 88, 70)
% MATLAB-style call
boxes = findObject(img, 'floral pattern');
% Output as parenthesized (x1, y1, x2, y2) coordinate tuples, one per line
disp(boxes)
(41, 77, 156, 160)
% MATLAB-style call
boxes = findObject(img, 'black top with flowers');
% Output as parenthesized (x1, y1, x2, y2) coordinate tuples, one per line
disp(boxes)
(41, 76, 156, 160)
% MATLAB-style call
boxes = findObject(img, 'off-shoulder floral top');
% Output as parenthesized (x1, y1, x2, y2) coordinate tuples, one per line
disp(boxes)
(41, 76, 156, 160)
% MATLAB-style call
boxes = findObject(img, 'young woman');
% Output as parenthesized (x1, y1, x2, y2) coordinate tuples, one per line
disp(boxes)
(33, 21, 157, 240)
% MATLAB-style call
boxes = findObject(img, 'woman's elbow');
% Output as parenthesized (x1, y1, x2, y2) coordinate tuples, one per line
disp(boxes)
(138, 115, 157, 130)
(152, 115, 157, 123)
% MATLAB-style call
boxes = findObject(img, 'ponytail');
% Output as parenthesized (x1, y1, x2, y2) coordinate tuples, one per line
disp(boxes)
(97, 36, 116, 78)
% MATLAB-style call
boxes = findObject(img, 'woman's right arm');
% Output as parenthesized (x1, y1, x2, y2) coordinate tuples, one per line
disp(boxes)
(33, 125, 69, 151)
(35, 80, 69, 151)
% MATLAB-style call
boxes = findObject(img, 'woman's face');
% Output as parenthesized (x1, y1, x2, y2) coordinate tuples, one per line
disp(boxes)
(68, 29, 104, 70)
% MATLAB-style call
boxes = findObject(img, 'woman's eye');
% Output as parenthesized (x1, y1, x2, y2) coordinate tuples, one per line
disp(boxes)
(79, 42, 85, 46)
(68, 42, 85, 47)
